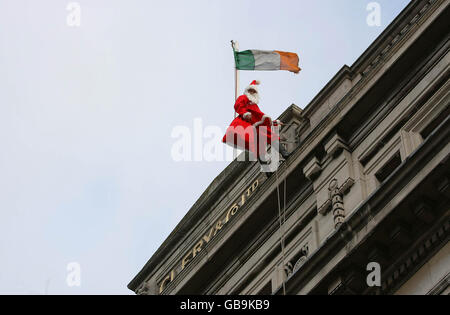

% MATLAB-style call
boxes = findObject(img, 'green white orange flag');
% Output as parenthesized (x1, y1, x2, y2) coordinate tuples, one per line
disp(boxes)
(234, 49, 301, 74)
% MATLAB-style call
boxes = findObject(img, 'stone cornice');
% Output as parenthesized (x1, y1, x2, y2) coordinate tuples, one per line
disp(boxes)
(301, 0, 443, 126)
(380, 216, 449, 294)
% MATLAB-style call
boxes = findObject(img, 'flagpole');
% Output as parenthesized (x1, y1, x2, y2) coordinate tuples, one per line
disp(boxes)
(231, 40, 239, 118)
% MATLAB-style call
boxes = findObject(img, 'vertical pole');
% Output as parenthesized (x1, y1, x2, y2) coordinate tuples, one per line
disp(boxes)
(234, 41, 239, 101)
(231, 40, 239, 118)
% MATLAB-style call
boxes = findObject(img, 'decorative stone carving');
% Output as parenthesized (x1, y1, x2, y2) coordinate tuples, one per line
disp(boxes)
(318, 178, 354, 215)
(284, 262, 293, 278)
(136, 281, 153, 295)
(284, 243, 309, 277)
(329, 179, 345, 228)
(380, 221, 449, 294)
(293, 245, 309, 273)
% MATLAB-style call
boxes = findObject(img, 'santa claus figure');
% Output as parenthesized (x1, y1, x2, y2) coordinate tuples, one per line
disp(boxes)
(222, 80, 290, 163)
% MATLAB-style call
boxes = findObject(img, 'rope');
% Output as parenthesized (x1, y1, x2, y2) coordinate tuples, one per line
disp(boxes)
(283, 176, 287, 249)
(275, 169, 286, 295)
(273, 123, 288, 296)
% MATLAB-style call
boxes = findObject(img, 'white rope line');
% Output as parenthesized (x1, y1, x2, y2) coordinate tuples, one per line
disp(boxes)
(275, 169, 286, 295)
(283, 175, 287, 255)
(271, 123, 291, 295)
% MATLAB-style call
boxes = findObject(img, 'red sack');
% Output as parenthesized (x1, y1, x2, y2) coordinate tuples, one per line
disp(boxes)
(222, 94, 279, 159)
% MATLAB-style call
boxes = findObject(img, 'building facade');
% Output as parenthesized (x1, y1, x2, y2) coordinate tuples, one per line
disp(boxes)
(129, 0, 449, 295)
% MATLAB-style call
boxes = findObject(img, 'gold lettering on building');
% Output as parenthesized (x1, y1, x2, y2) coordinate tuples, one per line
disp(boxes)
(202, 226, 215, 243)
(213, 219, 223, 236)
(192, 240, 203, 258)
(225, 203, 239, 223)
(159, 269, 174, 294)
(157, 178, 260, 293)
(181, 252, 192, 270)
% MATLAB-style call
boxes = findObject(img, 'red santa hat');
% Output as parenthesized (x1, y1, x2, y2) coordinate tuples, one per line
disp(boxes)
(244, 80, 260, 93)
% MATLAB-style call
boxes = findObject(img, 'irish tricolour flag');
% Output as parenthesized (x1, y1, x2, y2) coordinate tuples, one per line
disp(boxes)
(234, 50, 301, 74)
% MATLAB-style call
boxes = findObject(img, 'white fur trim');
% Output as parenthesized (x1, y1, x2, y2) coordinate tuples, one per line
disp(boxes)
(244, 80, 260, 92)
(253, 115, 272, 127)
(244, 90, 259, 104)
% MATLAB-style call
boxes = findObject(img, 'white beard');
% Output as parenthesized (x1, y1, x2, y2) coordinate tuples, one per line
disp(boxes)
(245, 91, 259, 104)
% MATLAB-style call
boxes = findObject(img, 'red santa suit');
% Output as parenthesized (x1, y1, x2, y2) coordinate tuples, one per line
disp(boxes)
(222, 80, 280, 158)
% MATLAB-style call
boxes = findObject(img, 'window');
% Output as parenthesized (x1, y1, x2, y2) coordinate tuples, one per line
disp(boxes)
(375, 151, 402, 184)
(420, 105, 450, 140)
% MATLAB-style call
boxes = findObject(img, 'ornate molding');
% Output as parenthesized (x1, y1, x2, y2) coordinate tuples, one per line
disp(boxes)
(360, 0, 439, 78)
(317, 178, 355, 216)
(329, 179, 345, 229)
(380, 219, 450, 294)
(285, 243, 309, 278)
(136, 281, 153, 295)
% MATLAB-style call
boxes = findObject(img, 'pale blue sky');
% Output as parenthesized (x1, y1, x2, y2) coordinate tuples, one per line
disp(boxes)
(0, 0, 410, 294)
